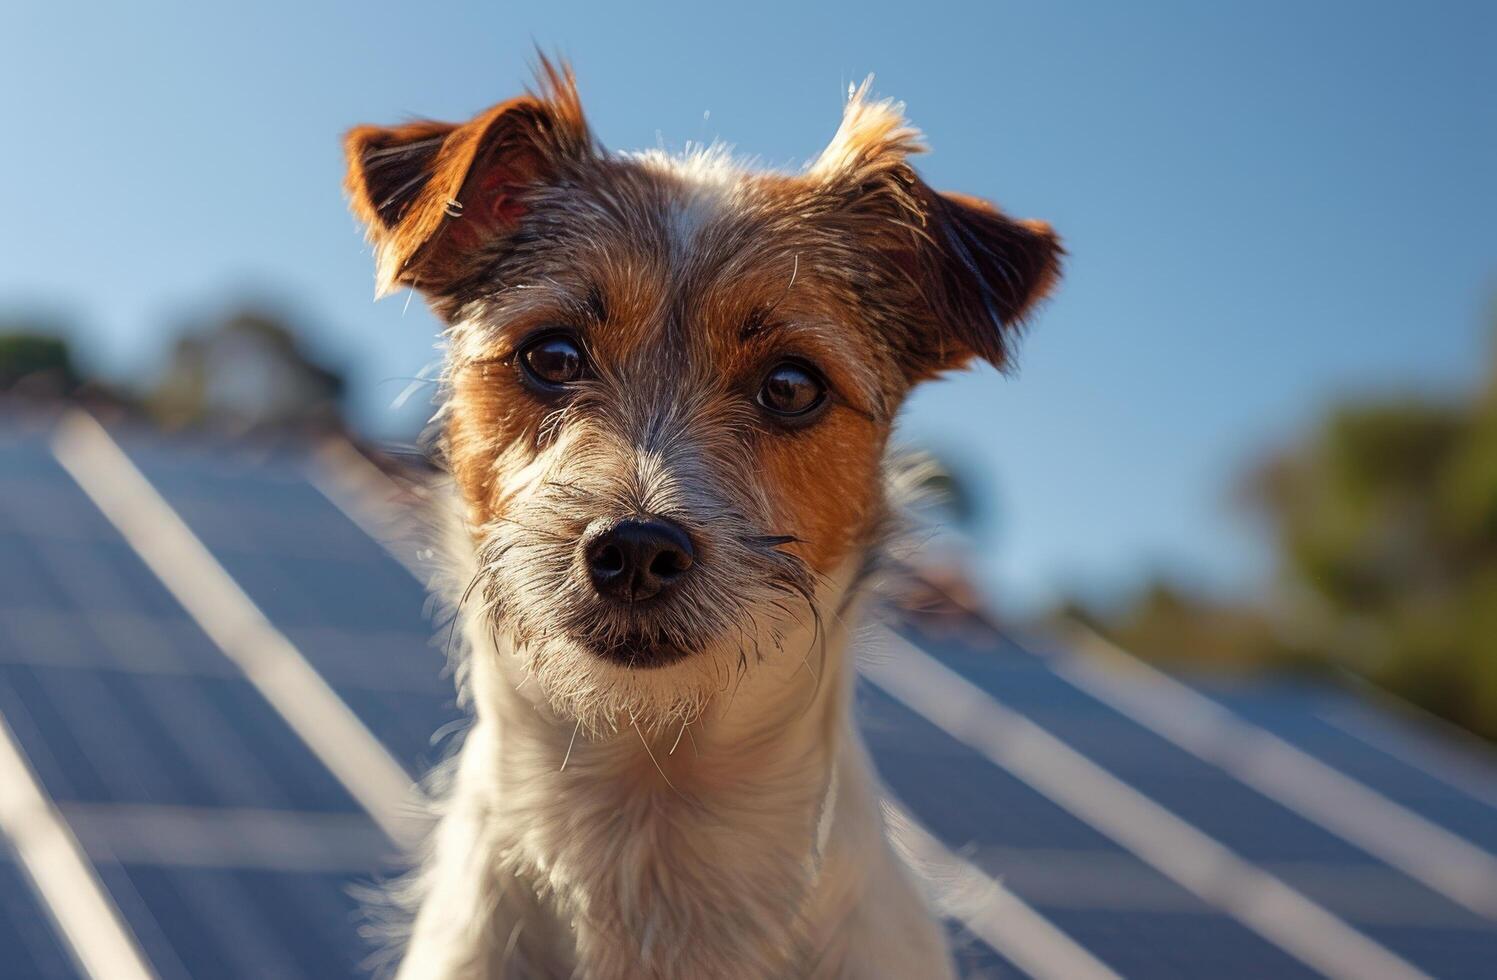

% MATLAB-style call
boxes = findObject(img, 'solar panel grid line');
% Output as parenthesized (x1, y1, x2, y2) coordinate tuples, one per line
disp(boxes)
(1056, 627, 1497, 922)
(309, 435, 1113, 980)
(1317, 701, 1497, 814)
(885, 801, 1122, 980)
(0, 709, 156, 980)
(49, 411, 420, 849)
(866, 631, 1433, 980)
(58, 803, 391, 873)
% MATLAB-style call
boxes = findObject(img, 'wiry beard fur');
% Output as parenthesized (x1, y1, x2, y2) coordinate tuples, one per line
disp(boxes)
(455, 383, 825, 736)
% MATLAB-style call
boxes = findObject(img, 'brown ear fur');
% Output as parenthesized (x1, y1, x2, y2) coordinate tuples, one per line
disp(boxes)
(812, 83, 1062, 374)
(909, 187, 1061, 370)
(342, 60, 592, 298)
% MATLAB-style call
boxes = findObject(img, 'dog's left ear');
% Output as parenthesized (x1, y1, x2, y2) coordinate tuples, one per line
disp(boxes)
(811, 85, 1062, 374)
(343, 59, 592, 299)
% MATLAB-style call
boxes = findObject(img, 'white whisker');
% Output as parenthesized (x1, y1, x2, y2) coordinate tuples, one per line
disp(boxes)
(560, 718, 583, 772)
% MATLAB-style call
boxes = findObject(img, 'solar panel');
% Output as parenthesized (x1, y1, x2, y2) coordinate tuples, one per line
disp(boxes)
(860, 686, 1322, 977)
(0, 423, 393, 979)
(0, 446, 364, 815)
(0, 854, 80, 979)
(944, 923, 1026, 980)
(1205, 681, 1497, 852)
(118, 434, 460, 778)
(97, 864, 368, 980)
(1034, 909, 1321, 980)
(2, 414, 1495, 979)
(897, 627, 1497, 975)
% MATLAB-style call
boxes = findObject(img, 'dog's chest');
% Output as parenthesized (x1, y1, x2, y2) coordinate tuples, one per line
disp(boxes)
(489, 735, 830, 978)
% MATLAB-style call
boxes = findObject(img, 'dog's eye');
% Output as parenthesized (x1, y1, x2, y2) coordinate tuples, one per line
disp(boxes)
(757, 362, 827, 419)
(519, 334, 585, 387)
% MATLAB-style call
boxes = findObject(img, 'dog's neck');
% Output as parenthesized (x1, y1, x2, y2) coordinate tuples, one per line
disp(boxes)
(454, 567, 866, 978)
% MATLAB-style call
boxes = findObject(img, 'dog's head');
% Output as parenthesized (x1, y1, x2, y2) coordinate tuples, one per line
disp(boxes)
(344, 62, 1060, 731)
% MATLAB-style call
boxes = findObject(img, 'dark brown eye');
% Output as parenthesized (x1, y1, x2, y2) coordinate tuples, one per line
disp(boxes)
(757, 362, 827, 419)
(519, 334, 584, 387)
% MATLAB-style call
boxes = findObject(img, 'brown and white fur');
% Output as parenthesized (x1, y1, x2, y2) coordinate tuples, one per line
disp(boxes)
(342, 60, 1061, 980)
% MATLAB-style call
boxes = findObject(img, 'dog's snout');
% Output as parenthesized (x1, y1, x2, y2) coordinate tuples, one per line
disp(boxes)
(584, 517, 695, 602)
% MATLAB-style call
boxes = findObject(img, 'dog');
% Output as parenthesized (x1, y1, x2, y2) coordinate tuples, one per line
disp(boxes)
(342, 60, 1060, 979)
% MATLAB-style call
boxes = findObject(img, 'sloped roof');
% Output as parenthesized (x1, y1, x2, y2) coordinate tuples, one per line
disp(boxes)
(1, 413, 1495, 979)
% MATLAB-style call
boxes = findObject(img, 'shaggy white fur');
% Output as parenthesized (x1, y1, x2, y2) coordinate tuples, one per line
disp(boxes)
(388, 507, 954, 979)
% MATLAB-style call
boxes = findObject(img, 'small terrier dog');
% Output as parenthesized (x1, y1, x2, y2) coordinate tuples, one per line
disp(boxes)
(343, 61, 1059, 979)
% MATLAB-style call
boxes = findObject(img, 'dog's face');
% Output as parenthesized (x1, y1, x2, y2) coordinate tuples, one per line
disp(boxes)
(344, 64, 1060, 731)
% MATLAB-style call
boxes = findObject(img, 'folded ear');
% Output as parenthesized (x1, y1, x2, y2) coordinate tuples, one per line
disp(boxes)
(811, 84, 1062, 374)
(909, 188, 1061, 369)
(343, 60, 592, 299)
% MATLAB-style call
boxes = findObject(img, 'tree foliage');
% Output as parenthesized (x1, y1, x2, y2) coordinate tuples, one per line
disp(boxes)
(0, 327, 82, 395)
(1064, 314, 1497, 741)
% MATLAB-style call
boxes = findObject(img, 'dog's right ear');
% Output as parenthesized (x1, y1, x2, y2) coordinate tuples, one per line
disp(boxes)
(810, 83, 1061, 377)
(343, 60, 592, 299)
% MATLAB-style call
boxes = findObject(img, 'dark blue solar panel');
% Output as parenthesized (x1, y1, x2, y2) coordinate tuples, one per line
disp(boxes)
(910, 626, 1497, 973)
(1353, 924, 1497, 980)
(1336, 708, 1497, 811)
(97, 864, 367, 980)
(945, 923, 1028, 979)
(340, 687, 465, 775)
(0, 858, 79, 979)
(0, 465, 209, 639)
(911, 629, 1378, 866)
(118, 438, 435, 636)
(0, 444, 366, 813)
(8, 423, 1497, 977)
(1199, 680, 1497, 853)
(0, 533, 235, 683)
(1035, 908, 1320, 980)
(1278, 881, 1497, 971)
(860, 685, 1333, 977)
(0, 531, 75, 613)
(115, 434, 463, 776)
(0, 664, 361, 813)
(861, 683, 1124, 855)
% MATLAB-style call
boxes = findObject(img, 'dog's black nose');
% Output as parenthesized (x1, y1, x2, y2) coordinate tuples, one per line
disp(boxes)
(584, 518, 695, 602)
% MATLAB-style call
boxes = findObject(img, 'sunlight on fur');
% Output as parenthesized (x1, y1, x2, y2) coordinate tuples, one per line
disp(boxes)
(342, 56, 1060, 979)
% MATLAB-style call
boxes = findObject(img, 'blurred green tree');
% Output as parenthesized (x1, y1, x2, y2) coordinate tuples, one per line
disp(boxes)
(0, 326, 82, 396)
(1246, 341, 1497, 738)
(1061, 308, 1497, 741)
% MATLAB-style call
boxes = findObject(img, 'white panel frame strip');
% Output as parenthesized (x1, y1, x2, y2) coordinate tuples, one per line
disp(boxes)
(885, 801, 1122, 980)
(865, 630, 1431, 980)
(0, 711, 155, 980)
(1055, 627, 1497, 920)
(1316, 691, 1497, 813)
(51, 412, 418, 847)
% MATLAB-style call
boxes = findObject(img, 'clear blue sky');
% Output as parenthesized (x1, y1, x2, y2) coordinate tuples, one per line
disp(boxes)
(5, 1, 1494, 611)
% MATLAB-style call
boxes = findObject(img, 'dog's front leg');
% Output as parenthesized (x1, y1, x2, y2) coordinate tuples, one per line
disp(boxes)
(397, 738, 567, 980)
(397, 804, 500, 978)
